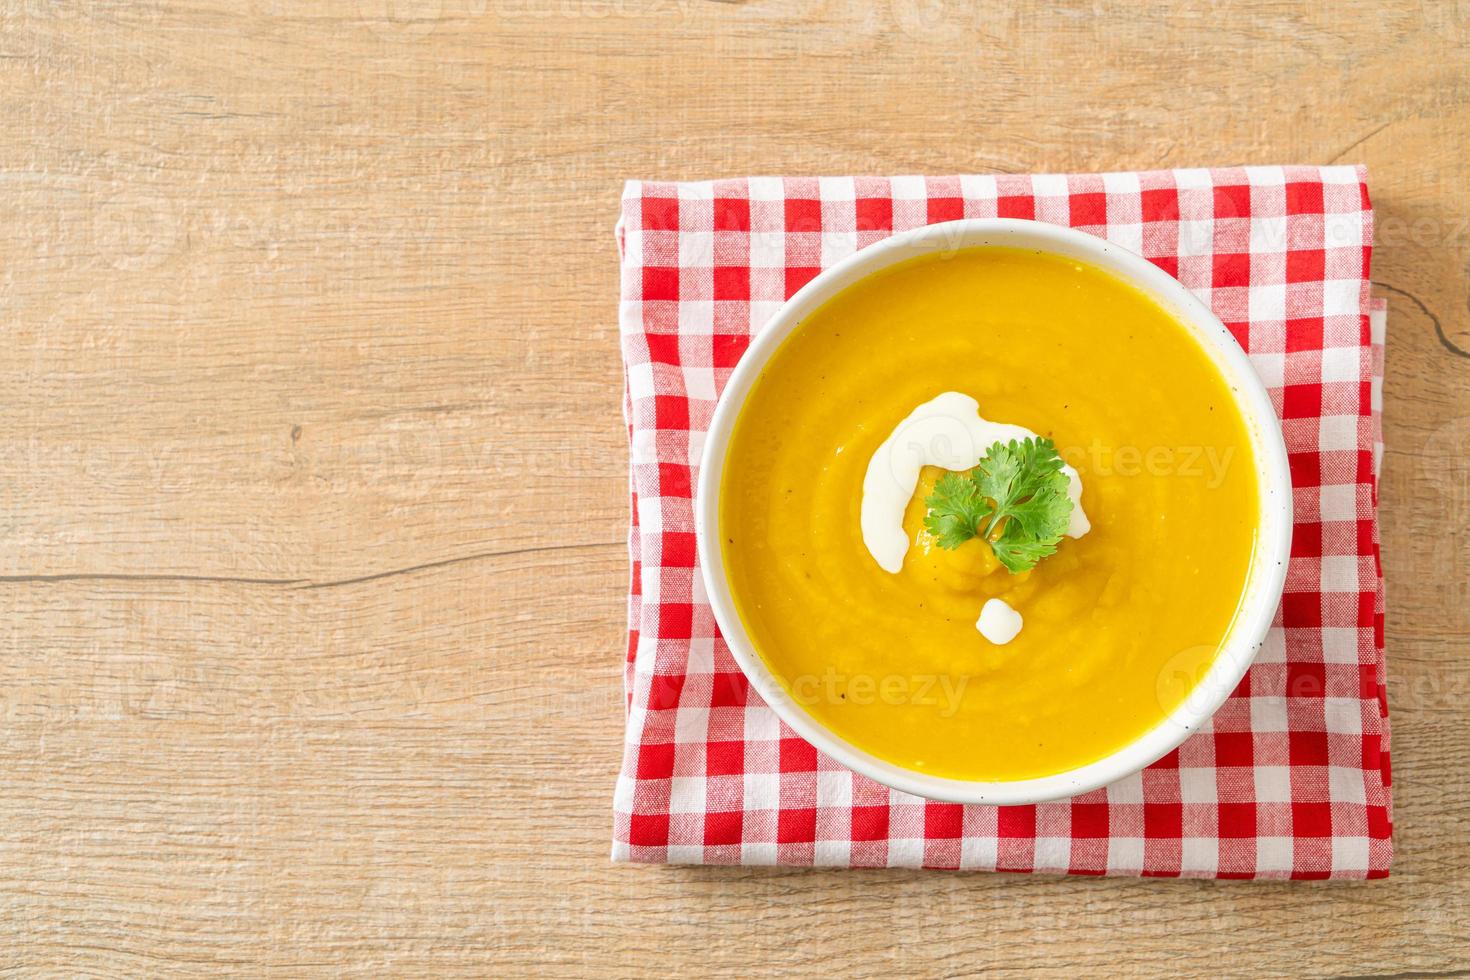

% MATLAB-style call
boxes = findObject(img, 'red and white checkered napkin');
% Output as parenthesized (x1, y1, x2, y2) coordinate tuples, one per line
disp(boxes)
(612, 167, 1392, 879)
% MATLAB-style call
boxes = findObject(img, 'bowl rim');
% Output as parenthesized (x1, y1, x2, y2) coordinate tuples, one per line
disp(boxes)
(694, 218, 1293, 805)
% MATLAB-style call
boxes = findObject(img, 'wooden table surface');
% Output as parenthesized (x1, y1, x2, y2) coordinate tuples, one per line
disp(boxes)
(3, 2, 1468, 976)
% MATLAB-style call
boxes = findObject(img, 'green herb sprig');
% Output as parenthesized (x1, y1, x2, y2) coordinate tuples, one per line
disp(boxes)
(922, 437, 1074, 574)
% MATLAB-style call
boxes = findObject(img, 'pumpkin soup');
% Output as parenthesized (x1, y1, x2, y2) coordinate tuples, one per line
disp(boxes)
(719, 246, 1258, 781)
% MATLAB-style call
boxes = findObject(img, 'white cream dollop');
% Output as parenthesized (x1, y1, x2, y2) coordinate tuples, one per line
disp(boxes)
(976, 598, 1024, 645)
(859, 391, 1089, 574)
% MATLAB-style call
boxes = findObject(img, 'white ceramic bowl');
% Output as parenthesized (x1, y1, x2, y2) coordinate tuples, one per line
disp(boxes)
(696, 219, 1292, 805)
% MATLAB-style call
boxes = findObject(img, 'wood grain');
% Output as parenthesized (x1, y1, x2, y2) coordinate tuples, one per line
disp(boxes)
(2, 1, 1467, 975)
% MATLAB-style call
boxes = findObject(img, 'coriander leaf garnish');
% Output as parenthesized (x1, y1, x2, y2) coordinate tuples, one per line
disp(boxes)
(922, 437, 1074, 574)
(923, 471, 992, 550)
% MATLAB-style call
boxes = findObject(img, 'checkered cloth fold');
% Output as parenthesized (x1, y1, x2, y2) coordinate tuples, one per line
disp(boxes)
(613, 167, 1391, 879)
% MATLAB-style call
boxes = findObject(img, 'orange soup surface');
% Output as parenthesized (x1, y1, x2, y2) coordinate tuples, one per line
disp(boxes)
(720, 247, 1258, 780)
